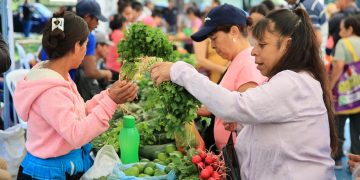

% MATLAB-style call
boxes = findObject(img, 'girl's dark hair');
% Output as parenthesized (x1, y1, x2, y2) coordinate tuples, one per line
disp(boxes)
(261, 0, 275, 11)
(131, 1, 143, 12)
(110, 14, 126, 31)
(42, 11, 89, 59)
(210, 18, 253, 37)
(253, 8, 337, 157)
(342, 15, 360, 36)
(250, 4, 269, 16)
(118, 0, 132, 14)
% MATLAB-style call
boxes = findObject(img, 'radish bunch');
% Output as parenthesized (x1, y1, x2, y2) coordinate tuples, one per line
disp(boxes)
(191, 149, 226, 180)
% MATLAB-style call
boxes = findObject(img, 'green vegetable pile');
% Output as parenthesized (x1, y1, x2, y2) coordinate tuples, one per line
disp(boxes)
(118, 23, 200, 139)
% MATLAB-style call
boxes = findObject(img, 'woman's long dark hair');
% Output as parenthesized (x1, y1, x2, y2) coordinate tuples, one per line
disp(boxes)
(253, 8, 338, 156)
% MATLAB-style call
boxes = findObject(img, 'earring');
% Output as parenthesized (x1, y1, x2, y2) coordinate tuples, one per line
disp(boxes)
(232, 38, 236, 43)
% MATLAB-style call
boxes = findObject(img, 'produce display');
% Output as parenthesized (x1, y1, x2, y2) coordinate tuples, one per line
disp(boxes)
(91, 23, 224, 179)
(117, 23, 201, 139)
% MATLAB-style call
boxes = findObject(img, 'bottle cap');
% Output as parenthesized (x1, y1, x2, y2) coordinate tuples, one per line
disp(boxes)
(123, 115, 136, 128)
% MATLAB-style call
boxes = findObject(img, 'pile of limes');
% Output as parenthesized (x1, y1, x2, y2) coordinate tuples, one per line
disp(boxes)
(123, 162, 172, 177)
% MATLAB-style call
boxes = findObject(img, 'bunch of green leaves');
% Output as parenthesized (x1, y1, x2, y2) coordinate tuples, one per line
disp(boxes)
(169, 150, 199, 179)
(118, 23, 173, 80)
(117, 23, 200, 139)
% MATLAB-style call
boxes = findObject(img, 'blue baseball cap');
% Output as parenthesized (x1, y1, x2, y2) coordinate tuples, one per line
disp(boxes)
(76, 0, 107, 22)
(191, 4, 248, 42)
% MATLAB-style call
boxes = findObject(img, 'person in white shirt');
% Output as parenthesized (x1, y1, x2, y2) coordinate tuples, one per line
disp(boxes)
(150, 8, 337, 180)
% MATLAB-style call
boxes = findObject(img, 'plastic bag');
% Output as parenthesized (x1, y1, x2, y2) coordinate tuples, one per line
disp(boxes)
(222, 132, 241, 180)
(108, 162, 176, 180)
(81, 145, 120, 180)
(0, 124, 26, 178)
(174, 121, 205, 152)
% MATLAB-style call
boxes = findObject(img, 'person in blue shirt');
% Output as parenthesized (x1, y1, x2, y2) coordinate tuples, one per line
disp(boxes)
(39, 0, 112, 82)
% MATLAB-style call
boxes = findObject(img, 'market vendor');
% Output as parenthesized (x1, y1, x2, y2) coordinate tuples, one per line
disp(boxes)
(14, 11, 138, 179)
(150, 6, 337, 179)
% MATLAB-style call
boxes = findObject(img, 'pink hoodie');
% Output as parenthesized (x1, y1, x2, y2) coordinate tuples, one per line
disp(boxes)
(14, 62, 117, 158)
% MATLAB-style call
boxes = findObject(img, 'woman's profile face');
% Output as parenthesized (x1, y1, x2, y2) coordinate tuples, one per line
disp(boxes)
(209, 28, 237, 61)
(73, 39, 88, 68)
(251, 26, 289, 77)
(339, 20, 352, 38)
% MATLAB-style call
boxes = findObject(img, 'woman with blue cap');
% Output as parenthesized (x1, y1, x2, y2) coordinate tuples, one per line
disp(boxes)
(193, 4, 267, 151)
(150, 6, 337, 180)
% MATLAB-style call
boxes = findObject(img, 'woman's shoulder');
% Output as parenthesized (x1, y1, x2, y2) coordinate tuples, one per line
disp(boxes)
(272, 70, 320, 87)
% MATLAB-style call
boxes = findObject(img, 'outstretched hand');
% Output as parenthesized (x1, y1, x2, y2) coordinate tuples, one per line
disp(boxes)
(150, 62, 173, 85)
(108, 80, 138, 104)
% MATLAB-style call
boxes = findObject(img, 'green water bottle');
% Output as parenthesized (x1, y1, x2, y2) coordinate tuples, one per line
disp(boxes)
(119, 115, 140, 164)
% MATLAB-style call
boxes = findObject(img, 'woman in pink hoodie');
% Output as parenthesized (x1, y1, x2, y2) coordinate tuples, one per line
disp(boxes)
(14, 11, 138, 180)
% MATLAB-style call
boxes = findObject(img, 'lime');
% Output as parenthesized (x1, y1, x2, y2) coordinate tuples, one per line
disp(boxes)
(165, 144, 176, 154)
(153, 159, 160, 163)
(135, 164, 145, 173)
(164, 158, 172, 165)
(144, 167, 154, 176)
(157, 152, 168, 162)
(154, 169, 166, 176)
(124, 166, 139, 177)
(170, 151, 183, 158)
(138, 173, 149, 177)
(140, 158, 150, 162)
(145, 162, 157, 169)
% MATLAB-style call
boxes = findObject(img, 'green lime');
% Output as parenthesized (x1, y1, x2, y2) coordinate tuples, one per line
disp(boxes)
(124, 166, 139, 177)
(164, 158, 172, 165)
(135, 164, 145, 173)
(140, 158, 150, 162)
(165, 144, 176, 154)
(157, 152, 168, 162)
(138, 173, 149, 177)
(145, 162, 157, 169)
(170, 151, 183, 158)
(153, 159, 160, 163)
(154, 169, 166, 176)
(144, 167, 154, 176)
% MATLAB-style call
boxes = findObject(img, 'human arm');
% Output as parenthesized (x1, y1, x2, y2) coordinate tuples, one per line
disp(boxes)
(82, 55, 112, 81)
(38, 88, 117, 148)
(0, 33, 11, 73)
(330, 40, 347, 89)
(38, 81, 137, 148)
(85, 80, 138, 114)
(193, 41, 227, 73)
(151, 61, 323, 124)
(329, 60, 345, 89)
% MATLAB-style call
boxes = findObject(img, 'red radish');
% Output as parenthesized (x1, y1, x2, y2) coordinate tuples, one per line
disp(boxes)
(212, 155, 218, 162)
(205, 156, 214, 165)
(197, 162, 205, 169)
(208, 178, 216, 180)
(205, 166, 214, 175)
(199, 150, 207, 160)
(200, 169, 211, 179)
(192, 155, 202, 164)
(212, 161, 219, 170)
(212, 171, 220, 179)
